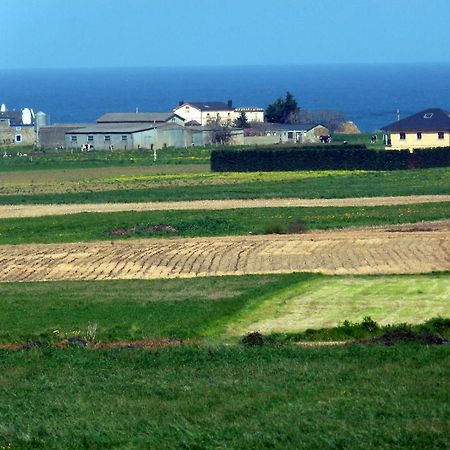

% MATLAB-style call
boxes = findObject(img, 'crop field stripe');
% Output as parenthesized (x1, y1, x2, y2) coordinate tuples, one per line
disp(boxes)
(0, 195, 449, 219)
(0, 230, 448, 282)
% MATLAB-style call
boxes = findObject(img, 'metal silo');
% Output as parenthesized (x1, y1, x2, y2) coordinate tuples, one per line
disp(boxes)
(35, 111, 48, 129)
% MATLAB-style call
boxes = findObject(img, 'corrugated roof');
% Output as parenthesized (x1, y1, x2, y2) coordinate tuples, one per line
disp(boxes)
(41, 123, 90, 129)
(266, 123, 327, 132)
(381, 108, 450, 132)
(96, 112, 183, 123)
(66, 122, 177, 134)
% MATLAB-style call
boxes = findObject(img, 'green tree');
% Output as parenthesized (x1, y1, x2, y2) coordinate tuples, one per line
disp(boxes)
(234, 111, 249, 128)
(265, 91, 300, 124)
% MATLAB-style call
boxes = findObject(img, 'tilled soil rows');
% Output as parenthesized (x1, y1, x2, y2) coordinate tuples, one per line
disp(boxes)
(0, 225, 448, 282)
(0, 195, 449, 219)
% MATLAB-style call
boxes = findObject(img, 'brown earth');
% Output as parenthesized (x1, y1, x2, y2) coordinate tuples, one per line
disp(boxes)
(0, 222, 448, 282)
(0, 195, 449, 219)
(335, 121, 361, 134)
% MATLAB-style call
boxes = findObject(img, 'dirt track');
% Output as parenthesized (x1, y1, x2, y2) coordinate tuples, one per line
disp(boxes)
(0, 195, 449, 219)
(1, 223, 448, 282)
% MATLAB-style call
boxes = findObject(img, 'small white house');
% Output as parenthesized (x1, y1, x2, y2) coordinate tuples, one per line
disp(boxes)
(174, 100, 264, 126)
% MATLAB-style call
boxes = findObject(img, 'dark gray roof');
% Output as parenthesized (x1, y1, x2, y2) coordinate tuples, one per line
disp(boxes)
(381, 108, 450, 132)
(0, 110, 25, 126)
(266, 123, 327, 132)
(66, 122, 181, 134)
(182, 102, 234, 111)
(41, 123, 90, 129)
(97, 112, 184, 123)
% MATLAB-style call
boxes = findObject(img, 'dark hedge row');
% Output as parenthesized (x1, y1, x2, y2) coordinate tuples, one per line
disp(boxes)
(211, 146, 450, 172)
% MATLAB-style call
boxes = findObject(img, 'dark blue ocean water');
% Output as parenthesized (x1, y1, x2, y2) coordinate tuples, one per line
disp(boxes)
(1, 64, 449, 132)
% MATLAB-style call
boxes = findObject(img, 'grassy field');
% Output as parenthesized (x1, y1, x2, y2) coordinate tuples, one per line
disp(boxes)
(0, 202, 448, 244)
(0, 273, 448, 344)
(1, 147, 448, 449)
(333, 131, 384, 148)
(0, 147, 212, 172)
(0, 167, 449, 204)
(226, 274, 450, 337)
(0, 345, 449, 449)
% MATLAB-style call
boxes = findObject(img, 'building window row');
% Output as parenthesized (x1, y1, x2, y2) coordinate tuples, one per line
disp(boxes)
(400, 132, 446, 141)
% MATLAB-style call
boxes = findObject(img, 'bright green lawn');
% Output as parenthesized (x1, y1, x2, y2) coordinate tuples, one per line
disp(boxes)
(227, 274, 450, 337)
(0, 345, 448, 449)
(0, 202, 448, 245)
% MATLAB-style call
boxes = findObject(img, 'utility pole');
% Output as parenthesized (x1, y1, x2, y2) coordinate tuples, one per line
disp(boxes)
(397, 108, 400, 121)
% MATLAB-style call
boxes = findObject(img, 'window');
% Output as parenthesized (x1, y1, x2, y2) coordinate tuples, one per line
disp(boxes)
(417, 132, 422, 140)
(121, 135, 128, 141)
(15, 126, 22, 131)
(88, 135, 94, 142)
(71, 136, 77, 142)
(15, 134, 22, 143)
(438, 132, 445, 140)
(424, 113, 434, 119)
(399, 132, 406, 140)
(104, 135, 111, 142)
(287, 132, 294, 139)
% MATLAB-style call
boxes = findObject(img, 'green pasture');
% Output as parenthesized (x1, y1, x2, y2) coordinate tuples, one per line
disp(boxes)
(0, 273, 448, 344)
(0, 146, 212, 172)
(333, 131, 384, 148)
(0, 202, 448, 244)
(0, 167, 448, 204)
(0, 345, 448, 449)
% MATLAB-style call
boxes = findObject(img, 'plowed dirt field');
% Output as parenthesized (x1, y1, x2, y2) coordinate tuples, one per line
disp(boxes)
(1, 223, 448, 282)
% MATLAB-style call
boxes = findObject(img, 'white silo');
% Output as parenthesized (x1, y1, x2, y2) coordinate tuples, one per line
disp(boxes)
(35, 111, 48, 129)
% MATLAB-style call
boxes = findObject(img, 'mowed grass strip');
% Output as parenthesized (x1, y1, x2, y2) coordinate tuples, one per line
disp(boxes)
(226, 274, 450, 337)
(0, 273, 448, 344)
(0, 345, 448, 449)
(0, 202, 448, 244)
(0, 167, 448, 203)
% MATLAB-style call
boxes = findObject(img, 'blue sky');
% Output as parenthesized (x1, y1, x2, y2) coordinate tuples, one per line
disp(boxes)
(2, 0, 450, 69)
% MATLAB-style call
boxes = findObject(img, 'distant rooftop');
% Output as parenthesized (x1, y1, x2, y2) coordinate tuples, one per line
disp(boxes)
(67, 122, 182, 134)
(0, 110, 26, 126)
(178, 101, 234, 111)
(381, 108, 450, 132)
(97, 112, 184, 123)
(265, 123, 327, 132)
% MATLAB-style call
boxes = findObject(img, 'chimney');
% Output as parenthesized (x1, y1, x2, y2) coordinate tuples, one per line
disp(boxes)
(227, 100, 233, 108)
(179, 100, 184, 107)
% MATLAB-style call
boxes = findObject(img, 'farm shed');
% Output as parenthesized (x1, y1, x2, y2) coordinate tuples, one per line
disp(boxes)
(65, 122, 189, 150)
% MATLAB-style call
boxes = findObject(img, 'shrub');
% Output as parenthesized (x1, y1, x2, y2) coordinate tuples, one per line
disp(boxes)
(264, 222, 285, 234)
(361, 316, 379, 332)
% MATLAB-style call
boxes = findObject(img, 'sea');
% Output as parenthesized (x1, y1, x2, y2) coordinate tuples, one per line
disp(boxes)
(1, 63, 449, 132)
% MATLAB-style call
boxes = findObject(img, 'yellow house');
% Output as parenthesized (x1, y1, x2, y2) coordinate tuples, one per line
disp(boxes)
(382, 108, 450, 150)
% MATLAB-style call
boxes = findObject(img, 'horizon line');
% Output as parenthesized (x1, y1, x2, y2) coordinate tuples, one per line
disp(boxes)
(1, 61, 450, 72)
